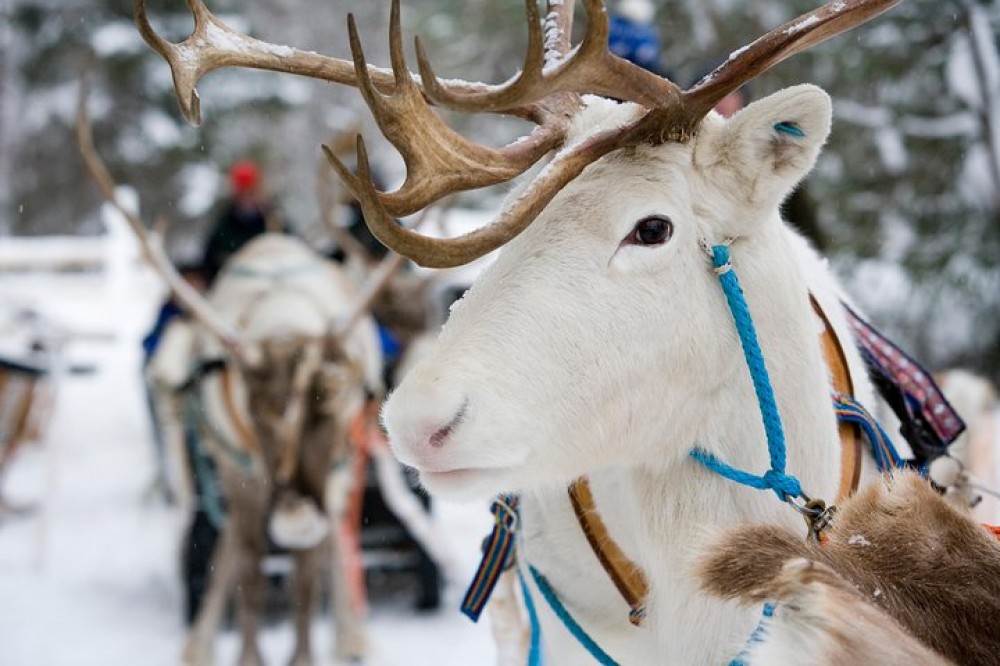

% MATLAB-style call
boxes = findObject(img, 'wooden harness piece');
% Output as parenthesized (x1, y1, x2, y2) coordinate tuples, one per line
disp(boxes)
(568, 295, 864, 625)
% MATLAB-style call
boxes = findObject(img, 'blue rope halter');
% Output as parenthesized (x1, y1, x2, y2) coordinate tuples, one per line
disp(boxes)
(688, 243, 807, 505)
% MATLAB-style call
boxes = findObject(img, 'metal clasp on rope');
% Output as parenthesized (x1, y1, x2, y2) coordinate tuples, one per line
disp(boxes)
(786, 493, 837, 541)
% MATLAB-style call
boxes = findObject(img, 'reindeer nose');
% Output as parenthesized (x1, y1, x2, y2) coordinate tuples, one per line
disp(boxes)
(428, 399, 468, 449)
(383, 383, 469, 463)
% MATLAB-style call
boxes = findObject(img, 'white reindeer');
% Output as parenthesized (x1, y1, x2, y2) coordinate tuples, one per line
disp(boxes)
(389, 88, 877, 663)
(134, 0, 908, 662)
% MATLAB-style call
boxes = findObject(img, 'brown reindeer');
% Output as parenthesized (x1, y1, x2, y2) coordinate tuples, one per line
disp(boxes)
(77, 79, 388, 666)
(696, 470, 1000, 665)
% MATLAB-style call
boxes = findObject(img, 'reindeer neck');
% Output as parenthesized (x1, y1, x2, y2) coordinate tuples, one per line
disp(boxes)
(623, 227, 843, 656)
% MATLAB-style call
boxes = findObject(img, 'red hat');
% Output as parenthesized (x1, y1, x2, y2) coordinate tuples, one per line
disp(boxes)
(229, 161, 261, 193)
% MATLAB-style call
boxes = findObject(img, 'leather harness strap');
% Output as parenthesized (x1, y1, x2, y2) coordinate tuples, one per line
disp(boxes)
(568, 478, 649, 626)
(809, 295, 863, 502)
(568, 295, 864, 626)
(219, 365, 263, 460)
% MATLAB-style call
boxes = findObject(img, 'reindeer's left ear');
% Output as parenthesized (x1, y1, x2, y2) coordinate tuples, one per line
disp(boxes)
(712, 84, 832, 211)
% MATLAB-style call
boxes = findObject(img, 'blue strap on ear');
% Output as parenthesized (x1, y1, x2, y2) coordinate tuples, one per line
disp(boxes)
(774, 122, 805, 137)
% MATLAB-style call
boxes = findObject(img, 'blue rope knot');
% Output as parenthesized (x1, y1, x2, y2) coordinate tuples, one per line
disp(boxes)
(690, 241, 812, 509)
(762, 469, 802, 501)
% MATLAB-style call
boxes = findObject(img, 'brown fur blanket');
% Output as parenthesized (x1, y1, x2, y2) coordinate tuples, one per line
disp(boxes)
(697, 471, 1000, 665)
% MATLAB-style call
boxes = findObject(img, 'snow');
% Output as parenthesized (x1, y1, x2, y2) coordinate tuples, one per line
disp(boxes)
(203, 21, 294, 59)
(873, 126, 907, 174)
(543, 11, 566, 70)
(141, 109, 186, 150)
(899, 113, 977, 139)
(947, 29, 986, 109)
(847, 534, 871, 547)
(844, 257, 913, 315)
(784, 15, 821, 37)
(960, 143, 999, 208)
(0, 255, 497, 666)
(91, 22, 146, 57)
(177, 163, 222, 218)
(832, 100, 908, 173)
(21, 81, 80, 136)
(0, 236, 107, 272)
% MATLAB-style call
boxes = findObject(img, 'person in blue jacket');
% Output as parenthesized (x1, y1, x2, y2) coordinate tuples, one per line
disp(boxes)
(608, 0, 661, 74)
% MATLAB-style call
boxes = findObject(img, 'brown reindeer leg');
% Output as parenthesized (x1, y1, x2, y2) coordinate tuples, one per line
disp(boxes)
(288, 546, 320, 666)
(234, 525, 267, 666)
(183, 524, 238, 666)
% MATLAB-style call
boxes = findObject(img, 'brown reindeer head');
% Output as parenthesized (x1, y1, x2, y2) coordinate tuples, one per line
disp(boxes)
(227, 333, 365, 549)
(75, 76, 389, 549)
(238, 335, 362, 483)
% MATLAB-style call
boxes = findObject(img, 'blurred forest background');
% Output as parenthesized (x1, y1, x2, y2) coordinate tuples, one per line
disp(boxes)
(1, 0, 998, 380)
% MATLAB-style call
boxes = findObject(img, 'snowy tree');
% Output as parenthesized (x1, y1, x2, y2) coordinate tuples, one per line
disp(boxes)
(3, 0, 998, 381)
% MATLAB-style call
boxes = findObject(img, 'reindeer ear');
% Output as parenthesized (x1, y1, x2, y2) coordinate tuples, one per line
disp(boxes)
(716, 84, 832, 211)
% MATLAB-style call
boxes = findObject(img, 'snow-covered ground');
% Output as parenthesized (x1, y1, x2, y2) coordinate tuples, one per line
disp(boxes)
(0, 246, 497, 666)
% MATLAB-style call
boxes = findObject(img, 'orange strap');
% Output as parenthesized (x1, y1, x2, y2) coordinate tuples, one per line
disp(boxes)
(343, 408, 374, 615)
(984, 524, 1000, 540)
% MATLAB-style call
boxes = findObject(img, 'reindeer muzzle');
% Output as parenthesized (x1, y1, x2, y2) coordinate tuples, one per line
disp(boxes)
(268, 491, 329, 550)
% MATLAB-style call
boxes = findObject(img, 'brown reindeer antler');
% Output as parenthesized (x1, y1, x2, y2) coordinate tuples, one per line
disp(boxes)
(140, 0, 900, 268)
(75, 67, 250, 359)
(325, 3, 572, 219)
(134, 0, 530, 126)
(417, 0, 681, 113)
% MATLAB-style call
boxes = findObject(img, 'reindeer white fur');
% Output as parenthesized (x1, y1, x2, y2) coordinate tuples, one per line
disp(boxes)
(386, 86, 890, 663)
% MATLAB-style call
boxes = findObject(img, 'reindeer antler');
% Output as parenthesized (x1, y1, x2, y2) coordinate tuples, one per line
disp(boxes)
(135, 0, 399, 125)
(75, 67, 249, 359)
(335, 0, 898, 267)
(417, 0, 681, 113)
(324, 2, 572, 219)
(134, 0, 529, 126)
(681, 0, 902, 129)
(140, 0, 900, 268)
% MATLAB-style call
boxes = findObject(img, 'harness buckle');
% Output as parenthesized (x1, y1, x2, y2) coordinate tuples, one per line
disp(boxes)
(786, 493, 837, 541)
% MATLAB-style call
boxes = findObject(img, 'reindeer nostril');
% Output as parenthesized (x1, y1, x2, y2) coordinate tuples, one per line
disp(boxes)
(429, 399, 468, 448)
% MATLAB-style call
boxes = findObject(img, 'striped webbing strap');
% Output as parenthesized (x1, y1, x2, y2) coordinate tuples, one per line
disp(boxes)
(834, 393, 904, 473)
(460, 494, 519, 622)
(842, 303, 965, 461)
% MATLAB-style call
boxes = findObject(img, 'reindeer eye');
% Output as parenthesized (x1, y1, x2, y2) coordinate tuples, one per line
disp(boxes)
(627, 216, 673, 247)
